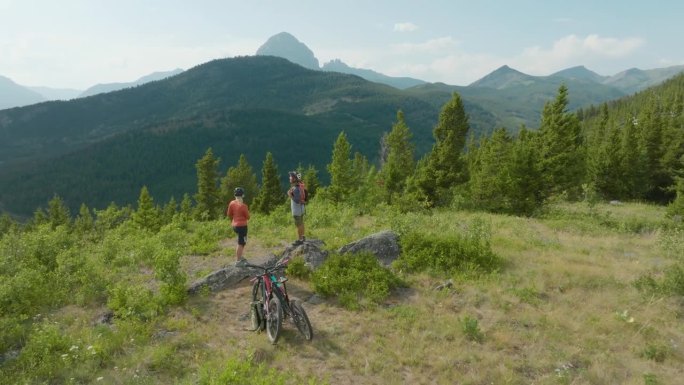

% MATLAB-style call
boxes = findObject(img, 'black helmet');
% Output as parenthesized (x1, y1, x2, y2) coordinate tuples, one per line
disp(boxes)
(234, 187, 244, 197)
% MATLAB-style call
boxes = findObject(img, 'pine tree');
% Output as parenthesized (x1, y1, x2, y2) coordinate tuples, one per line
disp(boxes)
(253, 152, 283, 214)
(180, 193, 193, 219)
(640, 98, 669, 202)
(132, 186, 161, 232)
(381, 110, 415, 204)
(194, 148, 221, 220)
(162, 196, 177, 224)
(507, 127, 543, 215)
(468, 128, 512, 213)
(422, 92, 470, 206)
(301, 165, 320, 200)
(327, 132, 355, 203)
(47, 194, 71, 229)
(586, 105, 626, 199)
(621, 116, 648, 199)
(73, 203, 95, 234)
(220, 154, 259, 205)
(537, 84, 584, 199)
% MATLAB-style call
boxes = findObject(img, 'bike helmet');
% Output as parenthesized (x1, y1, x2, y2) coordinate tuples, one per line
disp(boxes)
(288, 171, 301, 181)
(234, 187, 244, 197)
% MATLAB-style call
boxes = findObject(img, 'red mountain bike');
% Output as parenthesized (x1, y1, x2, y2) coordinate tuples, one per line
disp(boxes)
(242, 257, 313, 344)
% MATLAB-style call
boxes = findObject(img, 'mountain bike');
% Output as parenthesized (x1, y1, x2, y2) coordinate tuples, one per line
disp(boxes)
(242, 257, 313, 344)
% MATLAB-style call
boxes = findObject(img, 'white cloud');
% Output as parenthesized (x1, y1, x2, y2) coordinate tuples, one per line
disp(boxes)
(390, 36, 460, 54)
(394, 22, 418, 32)
(513, 34, 645, 75)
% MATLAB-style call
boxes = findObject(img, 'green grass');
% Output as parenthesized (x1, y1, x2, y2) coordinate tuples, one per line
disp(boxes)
(1, 200, 683, 384)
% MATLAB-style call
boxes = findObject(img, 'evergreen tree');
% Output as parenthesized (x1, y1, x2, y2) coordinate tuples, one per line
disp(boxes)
(301, 165, 320, 200)
(194, 148, 221, 220)
(220, 154, 259, 205)
(162, 196, 177, 224)
(667, 175, 684, 218)
(586, 105, 625, 199)
(180, 193, 193, 219)
(468, 128, 512, 213)
(640, 99, 670, 202)
(73, 203, 95, 235)
(621, 116, 649, 199)
(423, 92, 470, 206)
(0, 213, 16, 236)
(47, 194, 71, 229)
(381, 110, 415, 204)
(132, 186, 161, 232)
(253, 152, 283, 214)
(327, 132, 355, 203)
(537, 84, 584, 199)
(507, 127, 544, 215)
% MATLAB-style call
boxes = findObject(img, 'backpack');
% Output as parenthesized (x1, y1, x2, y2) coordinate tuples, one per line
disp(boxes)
(298, 182, 308, 204)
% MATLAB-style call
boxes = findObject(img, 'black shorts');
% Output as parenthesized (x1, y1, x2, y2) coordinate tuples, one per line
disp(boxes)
(233, 226, 248, 245)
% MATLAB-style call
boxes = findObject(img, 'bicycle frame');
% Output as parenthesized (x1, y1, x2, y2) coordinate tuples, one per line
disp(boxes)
(243, 257, 313, 343)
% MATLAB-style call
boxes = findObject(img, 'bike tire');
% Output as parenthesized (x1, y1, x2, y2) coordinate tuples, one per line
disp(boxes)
(251, 281, 266, 331)
(266, 296, 283, 344)
(290, 300, 313, 341)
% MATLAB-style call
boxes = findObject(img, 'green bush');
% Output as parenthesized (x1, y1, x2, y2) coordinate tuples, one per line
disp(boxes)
(460, 315, 484, 343)
(312, 252, 401, 310)
(107, 283, 160, 321)
(285, 256, 312, 280)
(634, 263, 684, 297)
(394, 218, 502, 276)
(154, 249, 188, 306)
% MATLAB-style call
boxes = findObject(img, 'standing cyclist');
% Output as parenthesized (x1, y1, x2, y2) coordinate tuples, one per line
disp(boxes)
(287, 171, 306, 245)
(226, 187, 250, 262)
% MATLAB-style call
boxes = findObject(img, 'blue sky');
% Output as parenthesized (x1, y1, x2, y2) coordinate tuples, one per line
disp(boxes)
(1, 0, 683, 89)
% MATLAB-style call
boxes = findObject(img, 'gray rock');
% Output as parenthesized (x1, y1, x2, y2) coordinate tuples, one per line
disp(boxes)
(187, 254, 279, 294)
(337, 230, 401, 266)
(280, 239, 329, 270)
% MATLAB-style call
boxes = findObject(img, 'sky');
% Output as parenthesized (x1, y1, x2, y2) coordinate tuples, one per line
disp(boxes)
(2, 0, 683, 90)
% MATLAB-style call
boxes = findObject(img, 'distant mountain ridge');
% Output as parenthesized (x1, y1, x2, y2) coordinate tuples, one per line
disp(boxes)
(0, 75, 45, 109)
(79, 68, 184, 97)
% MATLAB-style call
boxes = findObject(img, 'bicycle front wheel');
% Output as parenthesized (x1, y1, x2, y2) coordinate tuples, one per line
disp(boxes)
(290, 299, 313, 341)
(266, 296, 283, 344)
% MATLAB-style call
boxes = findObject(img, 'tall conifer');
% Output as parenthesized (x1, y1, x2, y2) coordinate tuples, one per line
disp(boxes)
(194, 148, 221, 220)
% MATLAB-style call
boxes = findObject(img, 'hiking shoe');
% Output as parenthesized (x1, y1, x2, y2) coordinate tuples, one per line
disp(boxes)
(235, 258, 247, 267)
(292, 239, 303, 246)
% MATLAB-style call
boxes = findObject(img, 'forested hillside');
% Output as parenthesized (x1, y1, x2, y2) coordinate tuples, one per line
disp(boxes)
(1, 67, 683, 384)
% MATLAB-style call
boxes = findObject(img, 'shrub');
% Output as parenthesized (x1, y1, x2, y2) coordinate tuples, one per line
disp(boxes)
(285, 256, 312, 280)
(154, 249, 187, 306)
(107, 283, 160, 320)
(460, 315, 484, 343)
(312, 252, 400, 310)
(634, 263, 684, 297)
(394, 218, 502, 276)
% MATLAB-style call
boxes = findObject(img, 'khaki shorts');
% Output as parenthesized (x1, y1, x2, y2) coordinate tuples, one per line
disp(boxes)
(293, 215, 304, 226)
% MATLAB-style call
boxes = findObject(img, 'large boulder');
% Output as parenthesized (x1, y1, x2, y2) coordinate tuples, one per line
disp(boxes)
(187, 254, 279, 294)
(280, 239, 329, 270)
(187, 239, 330, 294)
(337, 230, 401, 266)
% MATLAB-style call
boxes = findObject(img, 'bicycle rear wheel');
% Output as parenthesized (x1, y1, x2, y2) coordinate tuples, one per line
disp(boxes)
(266, 296, 283, 344)
(251, 281, 266, 331)
(290, 300, 313, 341)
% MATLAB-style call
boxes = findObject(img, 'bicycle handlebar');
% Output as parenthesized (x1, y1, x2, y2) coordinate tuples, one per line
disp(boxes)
(241, 257, 290, 275)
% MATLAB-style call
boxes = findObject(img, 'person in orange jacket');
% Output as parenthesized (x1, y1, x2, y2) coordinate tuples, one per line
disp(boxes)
(226, 187, 250, 262)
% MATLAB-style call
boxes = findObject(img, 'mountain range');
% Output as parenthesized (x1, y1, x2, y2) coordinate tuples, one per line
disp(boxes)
(1, 32, 683, 217)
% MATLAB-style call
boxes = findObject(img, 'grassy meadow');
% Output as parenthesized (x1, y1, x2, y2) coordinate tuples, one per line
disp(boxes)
(1, 199, 683, 384)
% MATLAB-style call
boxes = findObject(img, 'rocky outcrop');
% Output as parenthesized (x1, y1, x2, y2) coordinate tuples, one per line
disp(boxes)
(188, 239, 329, 294)
(337, 230, 401, 266)
(280, 239, 329, 270)
(187, 254, 279, 294)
